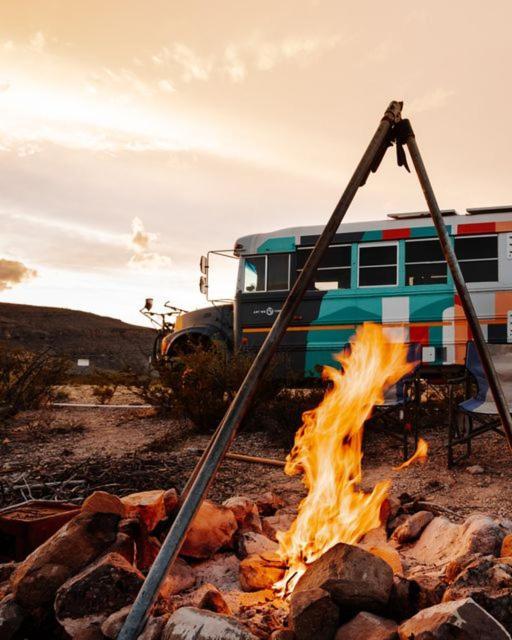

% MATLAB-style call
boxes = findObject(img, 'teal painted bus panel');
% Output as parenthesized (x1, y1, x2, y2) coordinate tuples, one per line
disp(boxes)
(257, 237, 296, 253)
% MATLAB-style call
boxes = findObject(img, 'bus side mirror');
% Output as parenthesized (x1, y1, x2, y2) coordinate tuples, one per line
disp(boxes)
(144, 297, 154, 311)
(199, 275, 208, 295)
(200, 255, 208, 274)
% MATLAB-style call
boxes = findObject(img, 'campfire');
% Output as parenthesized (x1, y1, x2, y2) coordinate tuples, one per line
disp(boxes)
(1, 324, 512, 640)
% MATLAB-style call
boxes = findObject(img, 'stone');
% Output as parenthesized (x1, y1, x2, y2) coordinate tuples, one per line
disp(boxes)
(262, 509, 296, 542)
(0, 563, 17, 584)
(403, 515, 505, 569)
(161, 558, 196, 597)
(180, 500, 238, 559)
(101, 605, 131, 639)
(236, 531, 278, 559)
(55, 552, 144, 636)
(445, 553, 481, 582)
(380, 496, 401, 528)
(269, 631, 296, 640)
(388, 575, 420, 621)
(443, 556, 512, 631)
(294, 543, 393, 613)
(239, 553, 286, 591)
(223, 496, 262, 533)
(502, 534, 512, 558)
(121, 490, 167, 532)
(164, 488, 179, 515)
(162, 606, 257, 640)
(0, 594, 26, 640)
(398, 597, 511, 639)
(462, 515, 505, 557)
(139, 615, 170, 640)
(135, 535, 162, 572)
(289, 588, 339, 640)
(367, 545, 403, 575)
(335, 611, 398, 640)
(108, 532, 135, 564)
(256, 492, 286, 517)
(82, 490, 125, 517)
(467, 465, 485, 475)
(412, 572, 447, 609)
(392, 511, 434, 544)
(185, 583, 231, 614)
(10, 511, 119, 610)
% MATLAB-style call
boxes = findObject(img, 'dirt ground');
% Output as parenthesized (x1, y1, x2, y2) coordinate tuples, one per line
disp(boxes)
(1, 386, 512, 521)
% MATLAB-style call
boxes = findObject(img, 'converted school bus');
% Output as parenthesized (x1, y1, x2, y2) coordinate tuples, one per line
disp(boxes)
(164, 206, 512, 380)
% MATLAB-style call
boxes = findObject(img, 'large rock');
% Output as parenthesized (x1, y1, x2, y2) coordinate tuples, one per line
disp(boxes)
(183, 583, 231, 615)
(289, 588, 339, 640)
(239, 553, 285, 592)
(236, 531, 278, 559)
(82, 491, 125, 517)
(223, 497, 262, 533)
(180, 501, 237, 559)
(256, 492, 285, 517)
(443, 556, 512, 631)
(121, 490, 167, 532)
(404, 515, 506, 569)
(262, 509, 296, 542)
(0, 594, 26, 640)
(335, 611, 397, 640)
(392, 511, 434, 545)
(161, 558, 196, 597)
(10, 511, 119, 609)
(502, 534, 512, 558)
(162, 606, 257, 639)
(294, 543, 393, 613)
(398, 597, 511, 639)
(54, 552, 144, 636)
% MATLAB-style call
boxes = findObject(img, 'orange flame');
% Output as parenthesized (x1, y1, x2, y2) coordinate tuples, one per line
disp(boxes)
(393, 437, 428, 471)
(275, 323, 415, 593)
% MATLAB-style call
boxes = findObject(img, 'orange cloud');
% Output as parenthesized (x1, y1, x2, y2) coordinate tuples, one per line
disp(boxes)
(0, 259, 37, 290)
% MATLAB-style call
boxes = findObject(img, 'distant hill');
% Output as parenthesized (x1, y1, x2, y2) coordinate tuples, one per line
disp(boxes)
(0, 302, 156, 372)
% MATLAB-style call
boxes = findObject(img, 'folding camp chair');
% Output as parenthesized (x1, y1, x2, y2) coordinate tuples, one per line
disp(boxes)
(448, 341, 512, 467)
(368, 343, 421, 460)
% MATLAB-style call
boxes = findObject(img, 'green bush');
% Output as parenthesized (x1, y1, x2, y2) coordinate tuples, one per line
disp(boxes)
(131, 341, 322, 439)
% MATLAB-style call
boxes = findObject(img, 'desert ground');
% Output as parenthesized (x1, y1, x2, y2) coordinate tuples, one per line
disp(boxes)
(1, 385, 511, 520)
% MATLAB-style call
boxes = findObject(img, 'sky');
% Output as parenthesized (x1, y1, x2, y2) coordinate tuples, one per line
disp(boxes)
(1, 0, 511, 326)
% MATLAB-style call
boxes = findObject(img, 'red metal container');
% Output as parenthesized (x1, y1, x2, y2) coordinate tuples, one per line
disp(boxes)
(0, 500, 80, 561)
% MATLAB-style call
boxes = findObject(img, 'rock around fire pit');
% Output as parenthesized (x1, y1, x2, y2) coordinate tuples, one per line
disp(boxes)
(1, 487, 512, 640)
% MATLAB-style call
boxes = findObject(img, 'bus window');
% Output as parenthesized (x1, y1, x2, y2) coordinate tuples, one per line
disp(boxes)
(267, 254, 290, 291)
(296, 244, 351, 290)
(455, 235, 498, 282)
(243, 254, 290, 293)
(243, 256, 265, 292)
(358, 243, 397, 287)
(405, 238, 447, 285)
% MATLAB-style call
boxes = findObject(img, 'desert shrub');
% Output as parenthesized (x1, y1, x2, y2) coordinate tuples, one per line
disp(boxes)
(88, 368, 132, 404)
(130, 341, 311, 433)
(0, 348, 70, 416)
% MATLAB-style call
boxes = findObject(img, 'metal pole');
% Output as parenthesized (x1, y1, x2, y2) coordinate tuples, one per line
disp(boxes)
(117, 100, 403, 640)
(404, 123, 512, 450)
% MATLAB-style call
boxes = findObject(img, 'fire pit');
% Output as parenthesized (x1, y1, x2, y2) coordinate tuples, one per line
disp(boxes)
(1, 326, 511, 639)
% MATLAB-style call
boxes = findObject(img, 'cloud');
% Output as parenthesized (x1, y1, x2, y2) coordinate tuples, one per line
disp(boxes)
(29, 31, 46, 53)
(149, 34, 341, 84)
(409, 88, 456, 113)
(157, 79, 175, 93)
(128, 217, 171, 270)
(0, 259, 37, 290)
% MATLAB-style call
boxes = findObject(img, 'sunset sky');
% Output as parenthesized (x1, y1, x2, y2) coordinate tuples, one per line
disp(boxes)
(1, 1, 511, 325)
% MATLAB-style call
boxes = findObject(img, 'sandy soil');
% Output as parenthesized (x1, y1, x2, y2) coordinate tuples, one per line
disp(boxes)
(1, 387, 511, 521)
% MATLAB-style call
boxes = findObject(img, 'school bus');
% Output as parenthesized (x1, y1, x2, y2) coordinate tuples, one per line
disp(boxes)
(152, 206, 512, 379)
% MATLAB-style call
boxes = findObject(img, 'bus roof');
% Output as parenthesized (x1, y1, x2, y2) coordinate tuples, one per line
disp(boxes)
(234, 208, 512, 255)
